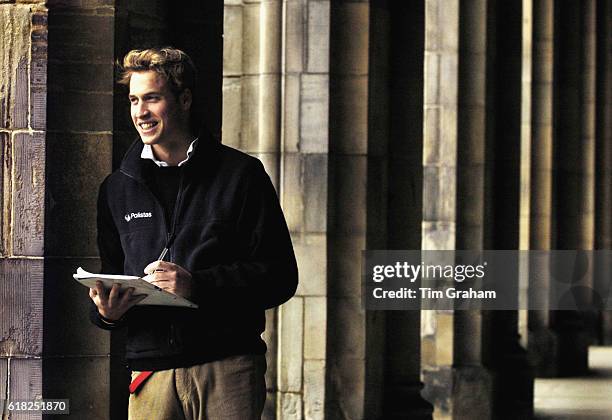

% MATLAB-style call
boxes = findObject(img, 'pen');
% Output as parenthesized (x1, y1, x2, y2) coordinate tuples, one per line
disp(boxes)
(158, 247, 169, 262)
(154, 247, 169, 273)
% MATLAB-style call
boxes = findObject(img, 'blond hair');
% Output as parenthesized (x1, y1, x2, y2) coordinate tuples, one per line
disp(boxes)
(118, 47, 196, 98)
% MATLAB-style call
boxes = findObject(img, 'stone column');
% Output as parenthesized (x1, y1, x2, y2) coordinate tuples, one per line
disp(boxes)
(0, 4, 47, 415)
(595, 0, 612, 344)
(223, 2, 282, 417)
(43, 1, 119, 418)
(420, 0, 493, 418)
(326, 2, 377, 419)
(518, 0, 532, 347)
(276, 1, 331, 418)
(223, 0, 282, 183)
(552, 0, 596, 376)
(169, 3, 224, 139)
(579, 0, 599, 347)
(527, 0, 558, 377)
(1, 1, 120, 418)
(421, 0, 459, 417)
(454, 0, 494, 416)
(377, 1, 432, 419)
(482, 0, 534, 417)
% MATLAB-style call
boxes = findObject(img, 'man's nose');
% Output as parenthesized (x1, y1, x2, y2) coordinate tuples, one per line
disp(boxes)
(134, 102, 150, 118)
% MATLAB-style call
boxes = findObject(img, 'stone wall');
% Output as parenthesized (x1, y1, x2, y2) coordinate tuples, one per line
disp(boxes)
(0, 1, 47, 415)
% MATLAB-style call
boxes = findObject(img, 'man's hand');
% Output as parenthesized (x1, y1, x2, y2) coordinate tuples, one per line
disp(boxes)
(89, 282, 147, 321)
(143, 261, 194, 299)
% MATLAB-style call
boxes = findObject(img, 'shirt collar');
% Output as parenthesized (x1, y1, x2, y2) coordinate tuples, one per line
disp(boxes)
(141, 138, 199, 167)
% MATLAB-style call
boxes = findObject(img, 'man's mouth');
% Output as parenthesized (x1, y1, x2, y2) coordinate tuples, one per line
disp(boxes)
(139, 121, 158, 131)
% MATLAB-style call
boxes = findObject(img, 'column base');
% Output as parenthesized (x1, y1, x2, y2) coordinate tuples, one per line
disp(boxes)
(528, 327, 559, 377)
(556, 330, 590, 376)
(554, 311, 591, 376)
(490, 345, 535, 419)
(600, 311, 612, 345)
(421, 365, 492, 420)
(385, 381, 433, 420)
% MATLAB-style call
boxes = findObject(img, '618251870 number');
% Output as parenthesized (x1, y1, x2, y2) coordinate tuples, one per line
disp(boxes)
(4, 399, 69, 414)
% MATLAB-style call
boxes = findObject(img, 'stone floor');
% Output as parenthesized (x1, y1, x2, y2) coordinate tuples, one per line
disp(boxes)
(534, 346, 612, 419)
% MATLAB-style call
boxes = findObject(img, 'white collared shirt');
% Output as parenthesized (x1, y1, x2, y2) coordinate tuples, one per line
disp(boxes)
(141, 138, 199, 167)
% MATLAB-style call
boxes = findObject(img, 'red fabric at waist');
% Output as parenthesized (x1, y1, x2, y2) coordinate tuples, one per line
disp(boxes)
(129, 371, 154, 394)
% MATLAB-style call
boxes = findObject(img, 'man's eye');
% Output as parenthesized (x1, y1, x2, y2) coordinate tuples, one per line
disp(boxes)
(129, 98, 138, 105)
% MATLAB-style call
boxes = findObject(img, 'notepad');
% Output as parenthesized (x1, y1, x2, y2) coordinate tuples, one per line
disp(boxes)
(73, 267, 198, 309)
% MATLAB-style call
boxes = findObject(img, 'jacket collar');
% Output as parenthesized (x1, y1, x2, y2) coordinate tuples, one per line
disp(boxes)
(119, 130, 221, 181)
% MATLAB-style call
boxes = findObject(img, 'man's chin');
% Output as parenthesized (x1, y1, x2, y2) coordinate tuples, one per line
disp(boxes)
(139, 135, 159, 145)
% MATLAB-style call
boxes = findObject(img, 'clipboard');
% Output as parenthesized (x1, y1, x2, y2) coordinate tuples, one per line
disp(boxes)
(73, 267, 198, 309)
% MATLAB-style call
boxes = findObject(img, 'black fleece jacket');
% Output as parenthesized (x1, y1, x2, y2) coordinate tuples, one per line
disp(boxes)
(90, 136, 298, 370)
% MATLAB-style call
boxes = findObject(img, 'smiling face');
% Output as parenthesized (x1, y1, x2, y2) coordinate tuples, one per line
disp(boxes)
(129, 70, 191, 151)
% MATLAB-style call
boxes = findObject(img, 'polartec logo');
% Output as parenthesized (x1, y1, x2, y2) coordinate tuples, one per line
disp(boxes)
(124, 212, 153, 222)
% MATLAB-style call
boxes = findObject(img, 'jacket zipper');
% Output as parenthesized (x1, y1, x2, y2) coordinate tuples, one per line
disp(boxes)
(119, 168, 186, 262)
(169, 324, 175, 346)
(166, 171, 185, 262)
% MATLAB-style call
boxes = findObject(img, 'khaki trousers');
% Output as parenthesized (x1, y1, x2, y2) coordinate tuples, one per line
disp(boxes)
(128, 354, 266, 420)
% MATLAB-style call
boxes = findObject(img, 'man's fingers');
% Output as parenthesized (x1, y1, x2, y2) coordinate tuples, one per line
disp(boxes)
(144, 262, 155, 275)
(144, 260, 178, 275)
(151, 278, 174, 291)
(144, 260, 166, 275)
(119, 287, 134, 306)
(149, 271, 175, 285)
(108, 283, 122, 303)
(94, 281, 108, 304)
(149, 278, 174, 293)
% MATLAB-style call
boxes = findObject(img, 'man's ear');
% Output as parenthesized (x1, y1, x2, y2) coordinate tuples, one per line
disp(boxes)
(179, 89, 193, 111)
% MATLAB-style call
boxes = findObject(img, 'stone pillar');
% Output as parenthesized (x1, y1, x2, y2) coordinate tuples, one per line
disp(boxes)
(376, 1, 432, 419)
(420, 0, 493, 418)
(596, 0, 612, 344)
(518, 0, 532, 347)
(421, 0, 459, 417)
(169, 2, 224, 139)
(454, 0, 494, 415)
(366, 3, 389, 419)
(0, 1, 46, 417)
(274, 1, 331, 418)
(326, 2, 376, 419)
(223, 0, 281, 182)
(483, 0, 534, 417)
(44, 1, 118, 418)
(222, 2, 282, 417)
(579, 0, 598, 358)
(552, 0, 596, 376)
(527, 0, 558, 377)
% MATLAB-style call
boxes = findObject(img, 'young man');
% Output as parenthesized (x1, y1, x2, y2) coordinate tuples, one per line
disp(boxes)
(88, 47, 298, 420)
